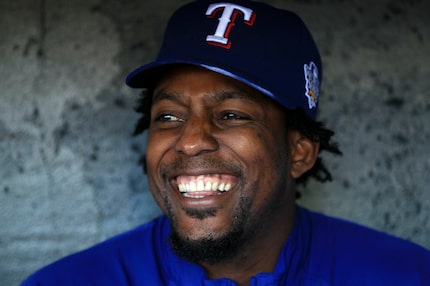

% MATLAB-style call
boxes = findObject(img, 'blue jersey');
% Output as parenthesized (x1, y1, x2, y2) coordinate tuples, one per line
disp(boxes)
(22, 206, 430, 285)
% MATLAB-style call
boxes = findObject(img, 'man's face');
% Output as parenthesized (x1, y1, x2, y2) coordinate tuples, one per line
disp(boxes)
(146, 65, 296, 262)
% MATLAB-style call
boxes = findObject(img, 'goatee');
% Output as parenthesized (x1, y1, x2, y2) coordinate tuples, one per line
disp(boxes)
(169, 197, 254, 265)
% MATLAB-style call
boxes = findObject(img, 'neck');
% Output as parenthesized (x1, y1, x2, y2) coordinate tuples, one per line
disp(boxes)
(201, 203, 296, 285)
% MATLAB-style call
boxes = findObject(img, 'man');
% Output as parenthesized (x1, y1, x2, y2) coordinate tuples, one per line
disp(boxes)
(22, 0, 430, 285)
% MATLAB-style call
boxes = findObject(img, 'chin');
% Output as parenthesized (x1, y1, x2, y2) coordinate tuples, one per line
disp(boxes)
(168, 197, 255, 264)
(169, 220, 248, 265)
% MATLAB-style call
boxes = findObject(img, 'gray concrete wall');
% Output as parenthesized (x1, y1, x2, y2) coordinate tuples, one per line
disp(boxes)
(1, 0, 429, 285)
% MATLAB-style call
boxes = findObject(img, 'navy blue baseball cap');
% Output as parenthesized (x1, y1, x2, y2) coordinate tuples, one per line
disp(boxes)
(126, 0, 322, 119)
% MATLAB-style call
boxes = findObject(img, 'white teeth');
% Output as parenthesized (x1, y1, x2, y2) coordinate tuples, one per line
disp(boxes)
(205, 182, 211, 191)
(197, 180, 204, 191)
(177, 181, 232, 194)
(183, 193, 204, 199)
(211, 182, 219, 191)
(218, 183, 225, 192)
(190, 181, 196, 192)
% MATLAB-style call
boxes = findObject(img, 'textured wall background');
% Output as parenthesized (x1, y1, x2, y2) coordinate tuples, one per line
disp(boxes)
(1, 0, 429, 285)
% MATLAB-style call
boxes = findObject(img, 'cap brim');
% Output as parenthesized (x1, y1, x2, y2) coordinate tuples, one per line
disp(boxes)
(125, 60, 276, 105)
(126, 60, 199, 88)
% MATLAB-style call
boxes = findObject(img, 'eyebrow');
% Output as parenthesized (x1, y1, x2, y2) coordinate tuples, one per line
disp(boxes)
(152, 91, 182, 103)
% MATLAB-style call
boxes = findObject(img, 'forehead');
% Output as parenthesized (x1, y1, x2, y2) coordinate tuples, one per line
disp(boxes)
(152, 65, 271, 104)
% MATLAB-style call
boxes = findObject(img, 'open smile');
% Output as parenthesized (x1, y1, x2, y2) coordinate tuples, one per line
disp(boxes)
(174, 174, 238, 199)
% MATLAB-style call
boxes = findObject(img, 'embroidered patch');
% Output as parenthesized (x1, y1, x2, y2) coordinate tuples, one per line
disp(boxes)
(303, 61, 320, 109)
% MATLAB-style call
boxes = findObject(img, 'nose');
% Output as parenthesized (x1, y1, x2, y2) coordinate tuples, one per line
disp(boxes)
(174, 116, 219, 156)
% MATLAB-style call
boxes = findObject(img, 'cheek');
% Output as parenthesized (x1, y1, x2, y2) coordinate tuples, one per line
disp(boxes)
(223, 128, 288, 166)
(227, 128, 291, 196)
(146, 131, 172, 172)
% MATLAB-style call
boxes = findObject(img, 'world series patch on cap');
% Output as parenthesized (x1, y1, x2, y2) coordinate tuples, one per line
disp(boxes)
(126, 0, 322, 119)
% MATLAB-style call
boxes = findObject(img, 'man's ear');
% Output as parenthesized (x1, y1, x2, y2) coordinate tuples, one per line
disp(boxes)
(289, 130, 320, 179)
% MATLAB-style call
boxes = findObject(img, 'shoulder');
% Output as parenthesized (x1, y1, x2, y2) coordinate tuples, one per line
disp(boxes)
(302, 208, 430, 285)
(21, 216, 170, 286)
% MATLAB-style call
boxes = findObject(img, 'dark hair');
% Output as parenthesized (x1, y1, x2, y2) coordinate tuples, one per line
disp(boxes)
(285, 108, 342, 186)
(133, 90, 342, 188)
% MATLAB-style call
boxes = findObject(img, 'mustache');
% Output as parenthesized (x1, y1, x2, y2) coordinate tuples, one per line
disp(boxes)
(159, 156, 244, 178)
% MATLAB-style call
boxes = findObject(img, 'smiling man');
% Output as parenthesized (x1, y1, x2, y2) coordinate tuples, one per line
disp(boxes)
(146, 66, 302, 279)
(22, 0, 430, 285)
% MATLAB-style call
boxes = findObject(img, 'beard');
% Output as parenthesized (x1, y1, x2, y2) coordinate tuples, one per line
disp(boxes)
(154, 154, 290, 265)
(169, 196, 254, 265)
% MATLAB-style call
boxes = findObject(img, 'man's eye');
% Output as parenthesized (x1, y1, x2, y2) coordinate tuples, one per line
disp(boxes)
(221, 112, 248, 120)
(156, 114, 182, 122)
